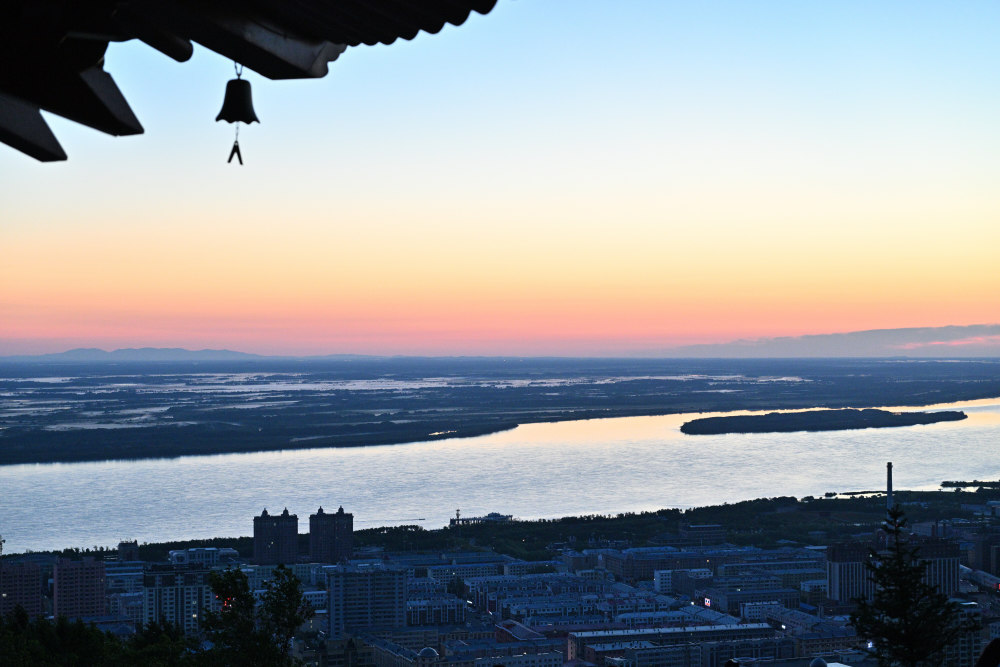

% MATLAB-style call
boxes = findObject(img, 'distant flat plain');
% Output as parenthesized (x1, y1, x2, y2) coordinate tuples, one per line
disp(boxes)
(1, 357, 999, 465)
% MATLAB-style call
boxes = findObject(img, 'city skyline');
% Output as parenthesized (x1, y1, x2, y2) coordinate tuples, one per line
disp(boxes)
(3, 1, 999, 356)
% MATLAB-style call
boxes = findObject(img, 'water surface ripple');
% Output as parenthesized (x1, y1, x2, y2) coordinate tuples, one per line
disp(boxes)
(3, 399, 999, 553)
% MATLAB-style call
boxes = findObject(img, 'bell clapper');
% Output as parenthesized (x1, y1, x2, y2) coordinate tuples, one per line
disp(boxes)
(228, 123, 243, 165)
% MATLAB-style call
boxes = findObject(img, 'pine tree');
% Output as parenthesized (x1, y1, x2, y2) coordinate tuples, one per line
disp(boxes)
(850, 506, 979, 667)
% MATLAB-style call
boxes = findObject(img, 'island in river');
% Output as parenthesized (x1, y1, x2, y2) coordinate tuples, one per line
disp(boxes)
(1, 356, 996, 465)
(680, 408, 967, 435)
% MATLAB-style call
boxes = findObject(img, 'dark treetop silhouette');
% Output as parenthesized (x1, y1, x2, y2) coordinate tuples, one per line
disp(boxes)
(850, 506, 981, 667)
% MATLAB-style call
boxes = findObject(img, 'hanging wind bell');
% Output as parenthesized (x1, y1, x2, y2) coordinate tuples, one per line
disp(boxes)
(216, 63, 259, 164)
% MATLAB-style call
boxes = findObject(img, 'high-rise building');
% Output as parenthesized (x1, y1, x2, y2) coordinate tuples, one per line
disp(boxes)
(944, 600, 984, 667)
(53, 557, 106, 618)
(826, 543, 875, 603)
(915, 539, 960, 597)
(253, 507, 299, 565)
(0, 561, 44, 616)
(310, 506, 354, 563)
(142, 566, 214, 635)
(118, 540, 140, 561)
(973, 533, 1000, 575)
(326, 563, 406, 636)
(827, 538, 961, 603)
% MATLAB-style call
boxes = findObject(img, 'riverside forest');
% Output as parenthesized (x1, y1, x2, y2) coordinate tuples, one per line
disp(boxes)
(679, 408, 967, 435)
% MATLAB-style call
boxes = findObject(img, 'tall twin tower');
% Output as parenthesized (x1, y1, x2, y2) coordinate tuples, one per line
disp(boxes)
(310, 506, 354, 563)
(253, 506, 353, 565)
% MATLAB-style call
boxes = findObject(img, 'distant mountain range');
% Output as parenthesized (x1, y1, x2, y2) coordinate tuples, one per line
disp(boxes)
(2, 325, 999, 361)
(0, 346, 388, 363)
(3, 347, 266, 362)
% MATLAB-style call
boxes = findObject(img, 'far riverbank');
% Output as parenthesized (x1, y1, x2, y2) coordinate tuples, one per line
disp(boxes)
(3, 357, 1000, 465)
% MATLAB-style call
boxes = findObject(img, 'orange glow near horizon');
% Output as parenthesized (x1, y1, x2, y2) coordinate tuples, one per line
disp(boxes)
(4, 187, 1000, 356)
(4, 204, 998, 355)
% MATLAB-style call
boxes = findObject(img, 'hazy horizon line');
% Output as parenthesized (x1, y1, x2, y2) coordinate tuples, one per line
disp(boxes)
(3, 323, 1000, 361)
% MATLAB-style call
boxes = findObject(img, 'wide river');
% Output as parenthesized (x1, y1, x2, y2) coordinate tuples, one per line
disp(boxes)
(3, 398, 1000, 553)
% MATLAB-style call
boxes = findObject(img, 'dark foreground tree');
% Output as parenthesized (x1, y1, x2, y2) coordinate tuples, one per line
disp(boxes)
(1, 566, 311, 666)
(200, 565, 313, 666)
(0, 605, 126, 666)
(260, 565, 314, 655)
(127, 620, 197, 665)
(851, 506, 980, 667)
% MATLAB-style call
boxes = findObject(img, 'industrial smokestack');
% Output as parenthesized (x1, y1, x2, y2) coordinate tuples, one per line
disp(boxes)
(886, 461, 893, 511)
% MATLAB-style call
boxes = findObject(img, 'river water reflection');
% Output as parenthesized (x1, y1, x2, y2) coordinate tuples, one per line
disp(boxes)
(3, 398, 1000, 552)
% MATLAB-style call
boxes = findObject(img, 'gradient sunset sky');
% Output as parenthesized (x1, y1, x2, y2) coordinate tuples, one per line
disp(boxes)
(2, 1, 998, 356)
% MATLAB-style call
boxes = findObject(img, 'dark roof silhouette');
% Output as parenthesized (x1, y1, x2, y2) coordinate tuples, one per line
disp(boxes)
(0, 0, 498, 161)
